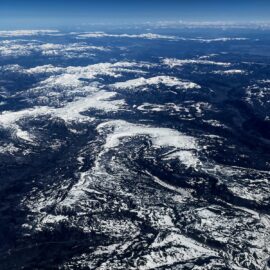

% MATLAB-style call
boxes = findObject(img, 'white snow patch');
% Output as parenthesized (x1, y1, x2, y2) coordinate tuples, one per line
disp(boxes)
(111, 76, 200, 90)
(0, 143, 20, 154)
(54, 91, 125, 122)
(145, 171, 195, 195)
(196, 37, 248, 43)
(163, 58, 231, 68)
(77, 32, 177, 40)
(96, 120, 200, 170)
(213, 69, 246, 75)
(97, 120, 197, 150)
(0, 30, 59, 37)
(0, 40, 108, 58)
(141, 232, 218, 269)
(0, 91, 125, 141)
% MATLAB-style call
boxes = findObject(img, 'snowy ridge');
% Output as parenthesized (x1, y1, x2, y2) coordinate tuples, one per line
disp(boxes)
(0, 91, 125, 141)
(0, 40, 109, 58)
(213, 69, 247, 75)
(195, 37, 248, 43)
(163, 58, 231, 67)
(77, 32, 177, 40)
(0, 60, 155, 141)
(0, 30, 59, 37)
(1, 30, 269, 270)
(77, 32, 248, 43)
(111, 76, 201, 90)
(97, 120, 198, 151)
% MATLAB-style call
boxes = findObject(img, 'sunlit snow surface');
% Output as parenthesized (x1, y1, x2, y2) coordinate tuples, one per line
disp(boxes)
(0, 28, 270, 270)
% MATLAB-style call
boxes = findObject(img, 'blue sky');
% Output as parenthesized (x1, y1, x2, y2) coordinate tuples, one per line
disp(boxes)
(1, 0, 270, 28)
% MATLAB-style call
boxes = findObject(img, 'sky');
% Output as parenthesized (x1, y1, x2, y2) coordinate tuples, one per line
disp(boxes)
(0, 0, 270, 29)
